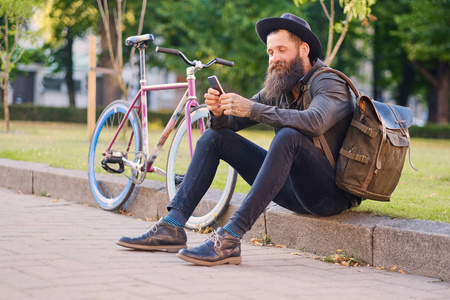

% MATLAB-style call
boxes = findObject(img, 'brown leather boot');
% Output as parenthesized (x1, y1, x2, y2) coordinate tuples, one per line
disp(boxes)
(117, 218, 187, 253)
(177, 227, 241, 266)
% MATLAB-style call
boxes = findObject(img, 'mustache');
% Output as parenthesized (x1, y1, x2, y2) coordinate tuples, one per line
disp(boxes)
(268, 61, 289, 73)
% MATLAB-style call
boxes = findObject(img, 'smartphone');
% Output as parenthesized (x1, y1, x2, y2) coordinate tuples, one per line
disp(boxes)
(208, 75, 225, 94)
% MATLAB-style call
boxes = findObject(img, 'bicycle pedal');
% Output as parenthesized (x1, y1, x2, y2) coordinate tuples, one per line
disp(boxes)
(101, 158, 125, 174)
(174, 173, 185, 186)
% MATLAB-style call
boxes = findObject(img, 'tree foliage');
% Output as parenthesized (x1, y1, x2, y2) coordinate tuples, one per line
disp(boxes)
(370, 1, 419, 104)
(43, 0, 98, 50)
(0, 0, 45, 131)
(394, 0, 450, 63)
(96, 0, 148, 100)
(42, 0, 98, 106)
(150, 0, 299, 96)
(294, 0, 376, 65)
(4, 1, 448, 124)
(394, 0, 450, 123)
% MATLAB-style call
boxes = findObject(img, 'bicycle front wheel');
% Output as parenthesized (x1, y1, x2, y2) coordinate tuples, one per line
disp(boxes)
(88, 100, 142, 210)
(166, 105, 237, 230)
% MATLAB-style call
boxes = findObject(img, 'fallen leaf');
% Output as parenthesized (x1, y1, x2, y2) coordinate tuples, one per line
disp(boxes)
(51, 199, 59, 203)
(388, 265, 397, 272)
(332, 254, 344, 262)
(196, 226, 214, 234)
(136, 218, 142, 222)
(398, 270, 407, 274)
(250, 238, 263, 246)
(290, 252, 301, 256)
(275, 244, 286, 248)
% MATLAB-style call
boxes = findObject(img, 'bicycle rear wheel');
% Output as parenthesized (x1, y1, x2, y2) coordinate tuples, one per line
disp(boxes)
(88, 100, 142, 210)
(166, 105, 237, 230)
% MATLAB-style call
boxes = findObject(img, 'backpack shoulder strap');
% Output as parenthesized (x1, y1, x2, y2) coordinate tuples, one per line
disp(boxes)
(302, 67, 327, 110)
(305, 67, 360, 169)
(308, 68, 360, 98)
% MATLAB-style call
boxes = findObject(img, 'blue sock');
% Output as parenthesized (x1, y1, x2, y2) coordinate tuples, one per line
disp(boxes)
(164, 209, 188, 228)
(164, 216, 184, 228)
(223, 224, 243, 239)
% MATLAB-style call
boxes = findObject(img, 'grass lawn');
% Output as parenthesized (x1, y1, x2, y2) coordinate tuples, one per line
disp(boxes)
(1, 120, 449, 223)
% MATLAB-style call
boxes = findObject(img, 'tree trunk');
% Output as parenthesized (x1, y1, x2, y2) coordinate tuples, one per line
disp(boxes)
(397, 57, 415, 107)
(372, 22, 382, 100)
(436, 61, 449, 124)
(3, 69, 10, 132)
(99, 12, 121, 106)
(65, 27, 76, 107)
(413, 60, 449, 124)
(427, 82, 438, 123)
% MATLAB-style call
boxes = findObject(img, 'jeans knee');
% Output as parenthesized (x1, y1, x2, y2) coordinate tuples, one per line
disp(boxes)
(273, 128, 308, 145)
(196, 128, 235, 151)
(276, 127, 299, 138)
(198, 128, 226, 143)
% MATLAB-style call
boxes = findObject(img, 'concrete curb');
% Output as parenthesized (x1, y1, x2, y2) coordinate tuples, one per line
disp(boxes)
(1, 158, 449, 281)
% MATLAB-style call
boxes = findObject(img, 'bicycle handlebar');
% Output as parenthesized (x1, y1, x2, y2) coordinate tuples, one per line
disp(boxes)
(155, 47, 180, 56)
(155, 46, 234, 68)
(215, 58, 234, 67)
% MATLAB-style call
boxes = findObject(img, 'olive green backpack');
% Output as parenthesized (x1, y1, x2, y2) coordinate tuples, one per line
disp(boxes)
(303, 67, 417, 201)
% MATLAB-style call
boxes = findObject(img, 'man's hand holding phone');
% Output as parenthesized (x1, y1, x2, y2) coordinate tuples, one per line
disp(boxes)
(205, 75, 253, 118)
(205, 76, 225, 117)
(208, 76, 225, 94)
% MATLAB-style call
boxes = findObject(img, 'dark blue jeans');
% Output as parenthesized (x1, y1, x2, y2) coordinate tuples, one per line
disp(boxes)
(168, 127, 351, 234)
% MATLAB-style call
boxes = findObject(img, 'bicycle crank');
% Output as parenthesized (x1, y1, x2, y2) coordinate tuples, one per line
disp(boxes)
(125, 151, 147, 184)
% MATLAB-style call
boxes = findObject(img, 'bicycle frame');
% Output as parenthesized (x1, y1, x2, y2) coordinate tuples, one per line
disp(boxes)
(105, 47, 205, 176)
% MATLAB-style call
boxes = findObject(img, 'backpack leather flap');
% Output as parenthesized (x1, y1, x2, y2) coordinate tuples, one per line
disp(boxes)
(372, 101, 413, 130)
(386, 129, 411, 147)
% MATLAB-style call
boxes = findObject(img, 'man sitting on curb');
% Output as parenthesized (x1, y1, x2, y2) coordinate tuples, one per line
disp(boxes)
(117, 13, 355, 266)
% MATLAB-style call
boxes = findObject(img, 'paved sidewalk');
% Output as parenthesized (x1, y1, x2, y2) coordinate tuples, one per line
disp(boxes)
(1, 188, 449, 300)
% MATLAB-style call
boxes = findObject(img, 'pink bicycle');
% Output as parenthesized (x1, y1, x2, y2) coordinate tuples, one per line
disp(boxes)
(88, 34, 237, 229)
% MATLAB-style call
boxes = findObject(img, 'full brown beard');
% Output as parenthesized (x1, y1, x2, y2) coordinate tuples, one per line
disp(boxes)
(262, 55, 306, 105)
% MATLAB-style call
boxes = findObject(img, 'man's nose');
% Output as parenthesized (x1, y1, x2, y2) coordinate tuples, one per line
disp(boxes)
(270, 53, 281, 64)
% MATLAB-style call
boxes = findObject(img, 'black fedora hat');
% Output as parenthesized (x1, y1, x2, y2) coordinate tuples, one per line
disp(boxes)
(256, 13, 322, 60)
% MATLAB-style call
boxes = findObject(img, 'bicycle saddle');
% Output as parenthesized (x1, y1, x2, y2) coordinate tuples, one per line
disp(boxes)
(125, 34, 155, 48)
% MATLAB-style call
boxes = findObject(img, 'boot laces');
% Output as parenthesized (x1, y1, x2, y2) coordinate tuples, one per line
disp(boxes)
(208, 231, 222, 249)
(146, 223, 160, 235)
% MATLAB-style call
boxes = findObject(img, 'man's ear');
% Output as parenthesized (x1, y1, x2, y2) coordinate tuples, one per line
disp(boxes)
(300, 42, 310, 58)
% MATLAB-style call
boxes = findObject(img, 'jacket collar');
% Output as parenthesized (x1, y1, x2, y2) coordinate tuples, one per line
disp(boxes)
(289, 59, 326, 109)
(299, 59, 326, 86)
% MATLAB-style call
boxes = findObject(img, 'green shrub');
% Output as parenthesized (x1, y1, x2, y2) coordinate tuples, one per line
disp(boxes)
(1, 104, 87, 123)
(0, 104, 172, 126)
(409, 124, 450, 139)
